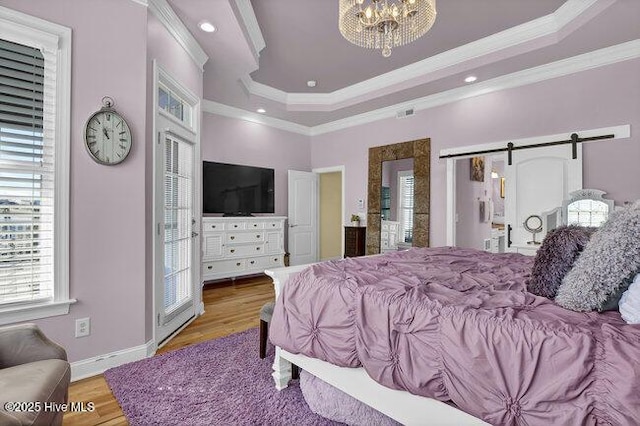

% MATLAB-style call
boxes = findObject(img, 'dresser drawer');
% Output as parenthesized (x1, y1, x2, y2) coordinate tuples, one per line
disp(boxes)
(226, 232, 264, 244)
(203, 222, 224, 232)
(254, 254, 283, 269)
(225, 244, 265, 257)
(246, 221, 264, 230)
(227, 221, 246, 230)
(265, 221, 283, 230)
(203, 259, 246, 274)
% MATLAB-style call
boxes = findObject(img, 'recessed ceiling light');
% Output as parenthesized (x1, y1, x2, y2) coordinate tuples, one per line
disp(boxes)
(307, 80, 317, 88)
(199, 21, 216, 33)
(256, 108, 266, 114)
(464, 75, 478, 83)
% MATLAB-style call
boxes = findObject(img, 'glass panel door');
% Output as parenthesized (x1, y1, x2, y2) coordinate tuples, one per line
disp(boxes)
(160, 133, 194, 329)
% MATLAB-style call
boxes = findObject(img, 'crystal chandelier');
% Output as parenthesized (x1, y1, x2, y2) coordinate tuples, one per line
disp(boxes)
(339, 0, 437, 57)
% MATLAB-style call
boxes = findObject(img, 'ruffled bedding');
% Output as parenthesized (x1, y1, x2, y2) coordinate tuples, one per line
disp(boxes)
(269, 247, 640, 425)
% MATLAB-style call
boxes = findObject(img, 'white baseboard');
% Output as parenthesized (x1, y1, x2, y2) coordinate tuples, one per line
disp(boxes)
(70, 340, 156, 382)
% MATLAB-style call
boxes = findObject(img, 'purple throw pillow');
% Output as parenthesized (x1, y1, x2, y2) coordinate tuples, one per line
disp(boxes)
(527, 225, 595, 299)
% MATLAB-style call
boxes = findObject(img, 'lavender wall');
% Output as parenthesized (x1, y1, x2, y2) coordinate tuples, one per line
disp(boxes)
(200, 114, 311, 217)
(0, 0, 149, 361)
(144, 13, 204, 342)
(312, 59, 640, 247)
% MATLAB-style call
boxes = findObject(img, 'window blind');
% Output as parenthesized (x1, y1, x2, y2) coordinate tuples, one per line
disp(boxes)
(0, 38, 54, 305)
(163, 136, 193, 323)
(399, 174, 414, 243)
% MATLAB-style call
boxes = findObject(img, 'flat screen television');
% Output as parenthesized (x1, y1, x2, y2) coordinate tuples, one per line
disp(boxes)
(202, 161, 275, 215)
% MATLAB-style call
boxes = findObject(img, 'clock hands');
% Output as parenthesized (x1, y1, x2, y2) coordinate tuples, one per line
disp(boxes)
(102, 127, 110, 140)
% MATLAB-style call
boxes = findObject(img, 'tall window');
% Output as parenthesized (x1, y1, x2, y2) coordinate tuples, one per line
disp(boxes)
(397, 171, 414, 243)
(0, 40, 49, 304)
(0, 8, 71, 323)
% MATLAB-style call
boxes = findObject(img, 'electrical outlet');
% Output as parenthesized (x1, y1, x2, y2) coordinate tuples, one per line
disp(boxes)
(357, 198, 365, 210)
(75, 317, 90, 338)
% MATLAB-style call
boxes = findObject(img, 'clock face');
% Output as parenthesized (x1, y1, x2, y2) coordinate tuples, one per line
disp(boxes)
(84, 109, 132, 165)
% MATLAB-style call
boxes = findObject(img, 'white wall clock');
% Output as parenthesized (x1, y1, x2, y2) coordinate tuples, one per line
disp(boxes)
(84, 96, 132, 165)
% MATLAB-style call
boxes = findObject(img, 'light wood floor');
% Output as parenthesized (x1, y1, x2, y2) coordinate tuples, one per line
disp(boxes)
(63, 275, 275, 426)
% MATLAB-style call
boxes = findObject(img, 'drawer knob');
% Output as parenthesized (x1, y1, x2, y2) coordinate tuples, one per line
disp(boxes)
(256, 247, 260, 251)
(250, 261, 255, 265)
(253, 224, 257, 227)
(272, 224, 276, 227)
(230, 249, 235, 253)
(230, 236, 235, 240)
(236, 262, 241, 266)
(207, 266, 212, 270)
(274, 258, 278, 262)
(234, 225, 238, 228)
(256, 235, 260, 239)
(212, 225, 216, 228)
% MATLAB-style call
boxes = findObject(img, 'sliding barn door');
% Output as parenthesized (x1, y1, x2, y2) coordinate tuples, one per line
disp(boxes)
(504, 145, 582, 252)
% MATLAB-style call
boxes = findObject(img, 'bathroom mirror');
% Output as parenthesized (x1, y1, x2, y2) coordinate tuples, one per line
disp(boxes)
(544, 189, 615, 230)
(367, 138, 430, 255)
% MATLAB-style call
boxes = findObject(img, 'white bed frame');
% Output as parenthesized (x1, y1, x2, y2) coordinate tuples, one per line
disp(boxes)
(265, 265, 489, 426)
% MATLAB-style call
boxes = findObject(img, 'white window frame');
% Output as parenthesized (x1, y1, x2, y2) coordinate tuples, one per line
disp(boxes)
(397, 170, 414, 243)
(0, 6, 74, 324)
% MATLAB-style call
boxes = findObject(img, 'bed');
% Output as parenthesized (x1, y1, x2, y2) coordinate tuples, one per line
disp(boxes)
(266, 247, 640, 425)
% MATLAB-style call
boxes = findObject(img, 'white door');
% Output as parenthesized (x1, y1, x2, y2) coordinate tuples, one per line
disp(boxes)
(155, 132, 197, 343)
(504, 145, 582, 251)
(288, 170, 318, 266)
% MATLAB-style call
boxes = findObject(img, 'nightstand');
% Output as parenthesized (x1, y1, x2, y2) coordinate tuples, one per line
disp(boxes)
(344, 226, 366, 257)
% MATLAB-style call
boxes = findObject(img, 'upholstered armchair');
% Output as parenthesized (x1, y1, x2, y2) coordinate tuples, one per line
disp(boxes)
(0, 323, 70, 426)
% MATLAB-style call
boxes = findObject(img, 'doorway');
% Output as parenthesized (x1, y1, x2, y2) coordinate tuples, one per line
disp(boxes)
(319, 171, 343, 260)
(287, 166, 344, 265)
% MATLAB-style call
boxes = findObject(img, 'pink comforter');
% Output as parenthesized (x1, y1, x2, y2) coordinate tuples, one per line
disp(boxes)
(269, 247, 640, 425)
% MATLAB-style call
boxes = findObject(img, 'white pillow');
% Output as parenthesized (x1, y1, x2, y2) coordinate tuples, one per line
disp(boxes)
(619, 274, 640, 324)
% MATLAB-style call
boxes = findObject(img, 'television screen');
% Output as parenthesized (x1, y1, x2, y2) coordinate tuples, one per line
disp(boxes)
(203, 161, 274, 215)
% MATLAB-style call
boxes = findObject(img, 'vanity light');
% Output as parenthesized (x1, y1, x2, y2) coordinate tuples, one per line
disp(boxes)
(491, 171, 499, 179)
(464, 75, 478, 83)
(256, 108, 266, 114)
(307, 80, 317, 88)
(199, 21, 216, 33)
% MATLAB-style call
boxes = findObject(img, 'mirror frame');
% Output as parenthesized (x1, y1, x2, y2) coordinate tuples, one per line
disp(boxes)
(366, 138, 431, 255)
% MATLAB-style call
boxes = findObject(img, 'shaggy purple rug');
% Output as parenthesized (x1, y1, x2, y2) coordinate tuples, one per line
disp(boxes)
(104, 328, 343, 425)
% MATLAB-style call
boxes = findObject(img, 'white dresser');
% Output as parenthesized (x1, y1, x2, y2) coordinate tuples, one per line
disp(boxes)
(202, 216, 287, 281)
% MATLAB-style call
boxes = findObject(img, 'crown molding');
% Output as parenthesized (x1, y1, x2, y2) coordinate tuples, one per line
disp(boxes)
(206, 39, 640, 137)
(241, 0, 614, 111)
(202, 100, 312, 136)
(240, 75, 289, 104)
(309, 39, 640, 136)
(129, 0, 149, 6)
(148, 0, 209, 71)
(233, 0, 265, 58)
